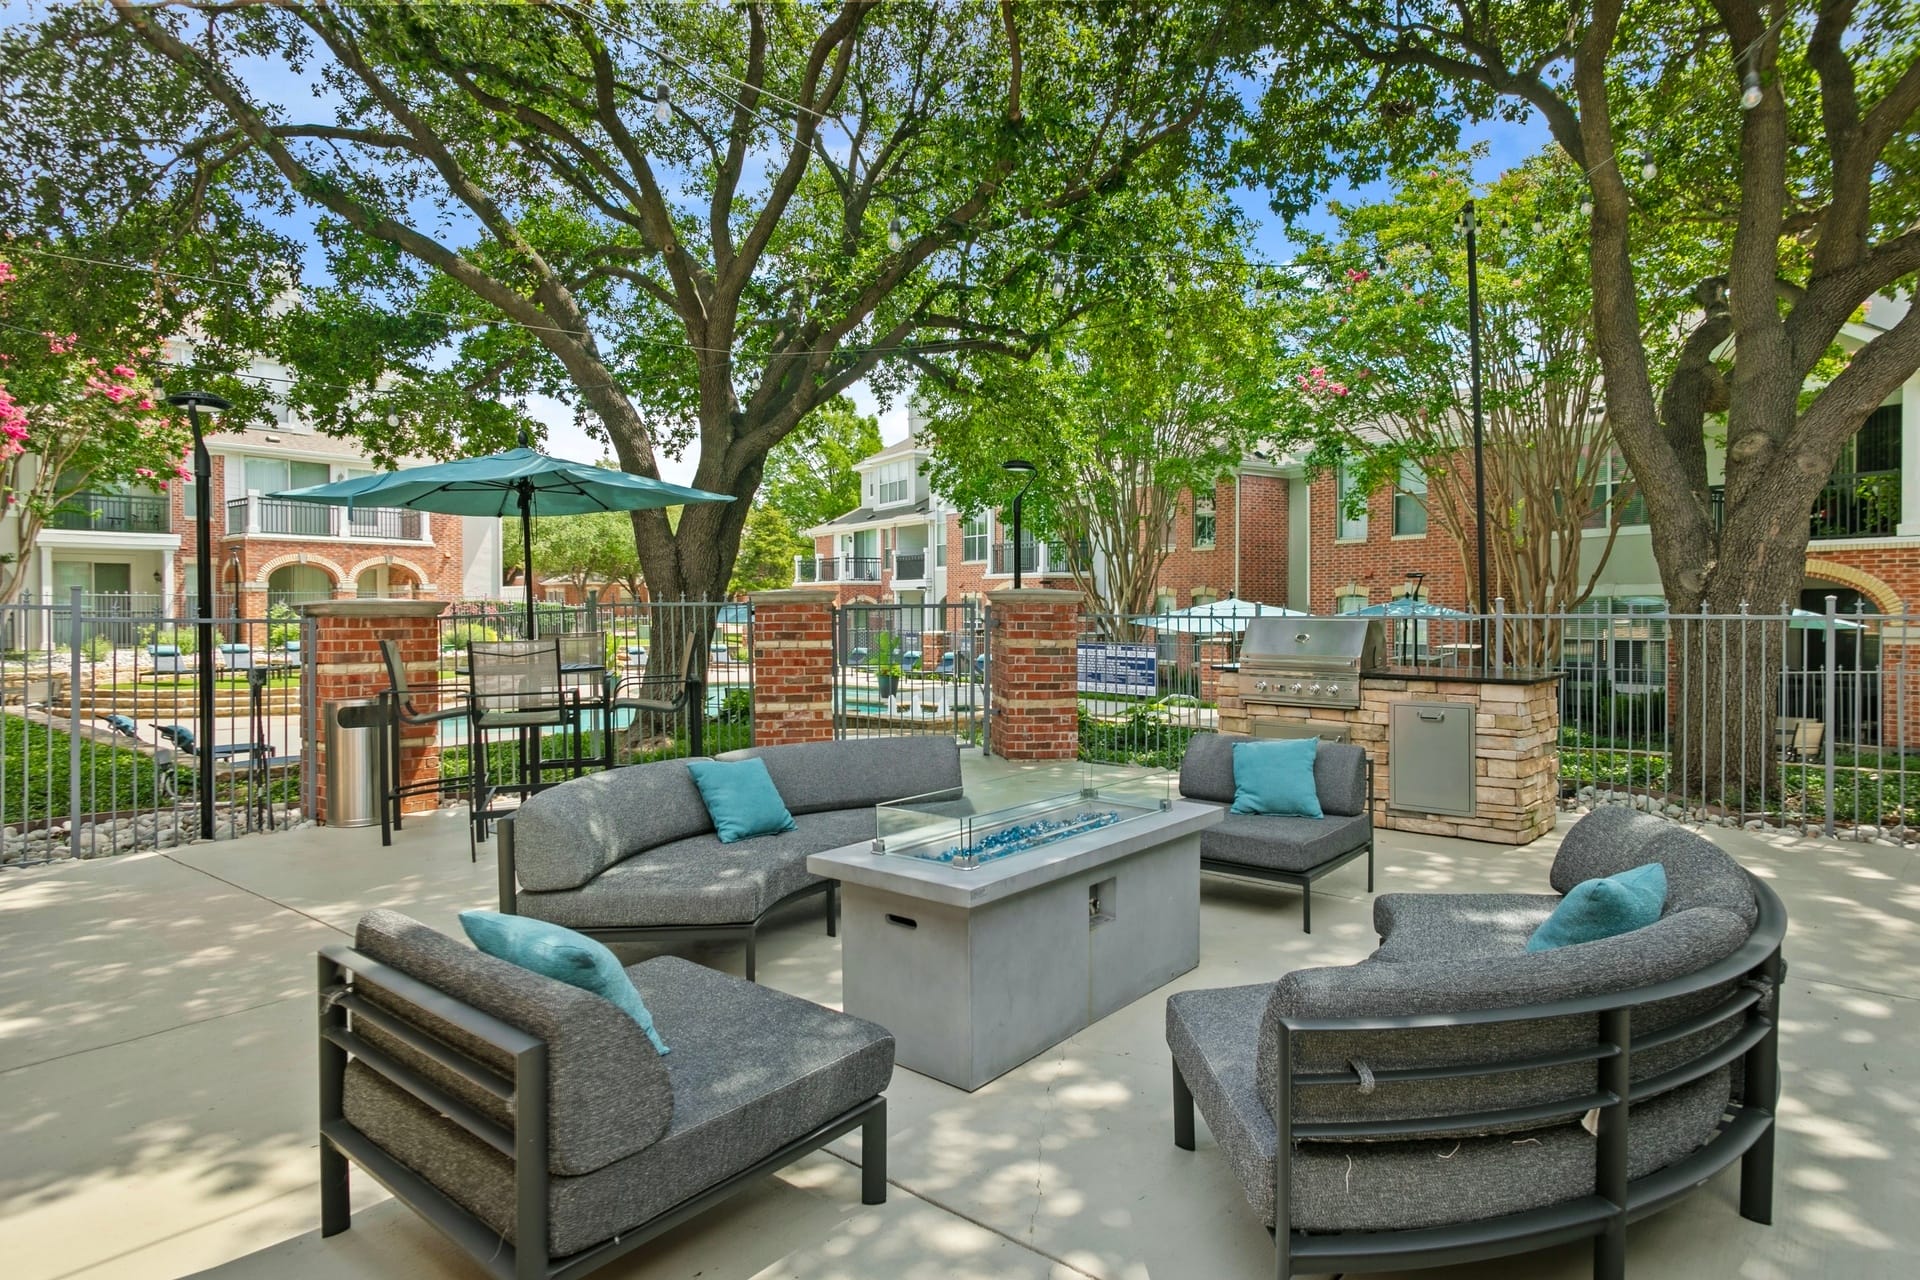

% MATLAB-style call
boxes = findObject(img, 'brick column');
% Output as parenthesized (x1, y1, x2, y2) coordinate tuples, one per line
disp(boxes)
(1198, 637, 1233, 704)
(303, 599, 447, 826)
(988, 587, 1082, 761)
(1879, 625, 1920, 750)
(748, 589, 837, 746)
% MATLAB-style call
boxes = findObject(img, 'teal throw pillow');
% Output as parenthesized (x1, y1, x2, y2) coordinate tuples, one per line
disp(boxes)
(459, 910, 669, 1055)
(1230, 738, 1323, 818)
(685, 757, 797, 843)
(1526, 862, 1668, 952)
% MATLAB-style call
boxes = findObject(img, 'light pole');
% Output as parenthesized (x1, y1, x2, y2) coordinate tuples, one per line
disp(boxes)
(1002, 459, 1037, 589)
(1459, 202, 1490, 624)
(166, 390, 230, 841)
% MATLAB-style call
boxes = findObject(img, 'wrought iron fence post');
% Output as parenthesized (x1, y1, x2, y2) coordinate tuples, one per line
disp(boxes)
(1492, 597, 1506, 676)
(68, 586, 84, 856)
(1824, 594, 1838, 836)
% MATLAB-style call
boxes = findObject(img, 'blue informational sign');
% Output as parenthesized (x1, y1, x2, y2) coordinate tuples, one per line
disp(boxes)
(1077, 642, 1158, 696)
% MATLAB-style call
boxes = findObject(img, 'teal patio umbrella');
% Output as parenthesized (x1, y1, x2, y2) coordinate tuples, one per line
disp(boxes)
(273, 442, 732, 637)
(1126, 598, 1306, 635)
(1351, 598, 1473, 619)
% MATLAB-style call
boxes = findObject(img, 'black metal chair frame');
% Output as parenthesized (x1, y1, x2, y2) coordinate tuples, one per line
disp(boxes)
(497, 816, 837, 983)
(1198, 757, 1375, 933)
(376, 639, 471, 848)
(318, 943, 886, 1280)
(1171, 873, 1787, 1280)
(467, 639, 576, 856)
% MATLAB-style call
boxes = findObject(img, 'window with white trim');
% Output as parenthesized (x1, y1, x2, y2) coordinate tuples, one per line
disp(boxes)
(962, 515, 989, 562)
(1335, 591, 1368, 614)
(1336, 462, 1368, 540)
(1192, 494, 1217, 549)
(1584, 449, 1646, 527)
(1394, 461, 1428, 536)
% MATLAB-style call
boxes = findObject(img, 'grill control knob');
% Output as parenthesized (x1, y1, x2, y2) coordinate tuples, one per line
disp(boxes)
(1310, 683, 1324, 694)
(1290, 682, 1303, 694)
(1327, 683, 1340, 695)
(1254, 679, 1270, 693)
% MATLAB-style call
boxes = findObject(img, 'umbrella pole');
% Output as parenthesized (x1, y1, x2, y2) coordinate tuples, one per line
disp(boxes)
(519, 483, 537, 639)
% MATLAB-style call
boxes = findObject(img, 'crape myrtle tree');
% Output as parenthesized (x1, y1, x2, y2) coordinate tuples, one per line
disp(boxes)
(503, 505, 644, 604)
(1249, 1, 1920, 800)
(1277, 151, 1696, 667)
(51, 0, 1250, 615)
(918, 188, 1283, 630)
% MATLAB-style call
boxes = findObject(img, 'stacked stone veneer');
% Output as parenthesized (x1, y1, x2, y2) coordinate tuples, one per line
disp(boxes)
(1218, 670, 1560, 844)
(987, 588, 1082, 761)
(748, 589, 837, 746)
(302, 599, 447, 825)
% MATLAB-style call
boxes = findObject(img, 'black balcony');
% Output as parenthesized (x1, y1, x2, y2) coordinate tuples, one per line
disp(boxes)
(1709, 468, 1900, 540)
(345, 505, 424, 540)
(256, 498, 333, 536)
(990, 541, 1040, 575)
(48, 491, 169, 533)
(891, 551, 927, 580)
(843, 555, 883, 581)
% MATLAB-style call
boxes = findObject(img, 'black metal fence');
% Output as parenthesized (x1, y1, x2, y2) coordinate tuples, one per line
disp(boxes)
(1074, 613, 1217, 769)
(1, 591, 307, 868)
(834, 601, 982, 746)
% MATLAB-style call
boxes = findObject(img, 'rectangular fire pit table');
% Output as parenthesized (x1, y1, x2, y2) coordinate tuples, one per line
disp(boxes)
(807, 774, 1222, 1090)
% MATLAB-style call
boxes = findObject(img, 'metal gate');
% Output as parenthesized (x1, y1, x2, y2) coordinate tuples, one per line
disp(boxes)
(834, 601, 981, 745)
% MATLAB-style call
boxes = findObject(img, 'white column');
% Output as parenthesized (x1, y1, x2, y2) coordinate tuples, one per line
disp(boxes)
(1898, 372, 1920, 537)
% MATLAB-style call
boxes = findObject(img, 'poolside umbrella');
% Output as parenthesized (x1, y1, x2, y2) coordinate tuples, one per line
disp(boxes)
(1351, 598, 1474, 618)
(1125, 598, 1306, 635)
(272, 443, 733, 637)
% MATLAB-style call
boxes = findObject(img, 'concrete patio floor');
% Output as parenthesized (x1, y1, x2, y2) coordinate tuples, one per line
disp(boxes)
(2, 754, 1916, 1280)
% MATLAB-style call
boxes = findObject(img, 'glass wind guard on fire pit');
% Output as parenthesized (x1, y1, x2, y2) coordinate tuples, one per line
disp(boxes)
(873, 766, 1172, 869)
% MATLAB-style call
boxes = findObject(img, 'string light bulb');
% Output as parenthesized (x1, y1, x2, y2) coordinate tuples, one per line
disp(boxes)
(652, 83, 670, 124)
(386, 413, 398, 427)
(1050, 274, 1065, 300)
(1741, 71, 1763, 110)
(887, 218, 903, 252)
(1579, 199, 1594, 217)
(1530, 215, 1544, 235)
(1640, 156, 1658, 181)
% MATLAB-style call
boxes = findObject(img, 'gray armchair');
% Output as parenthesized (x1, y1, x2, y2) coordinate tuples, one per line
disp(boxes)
(318, 911, 894, 1279)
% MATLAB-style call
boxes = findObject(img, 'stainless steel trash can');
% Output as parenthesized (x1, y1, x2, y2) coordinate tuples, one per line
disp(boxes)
(323, 698, 384, 828)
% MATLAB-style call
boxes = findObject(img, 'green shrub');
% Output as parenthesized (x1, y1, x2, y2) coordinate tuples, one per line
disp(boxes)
(138, 623, 196, 654)
(715, 686, 753, 725)
(81, 634, 113, 662)
(442, 621, 499, 650)
(1078, 707, 1196, 769)
(266, 601, 301, 649)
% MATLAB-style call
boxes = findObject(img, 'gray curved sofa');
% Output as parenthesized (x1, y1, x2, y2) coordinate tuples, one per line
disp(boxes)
(1166, 805, 1786, 1279)
(1177, 732, 1374, 932)
(498, 736, 962, 980)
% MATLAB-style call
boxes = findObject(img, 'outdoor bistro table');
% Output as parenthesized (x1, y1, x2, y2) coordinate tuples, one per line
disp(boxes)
(808, 772, 1222, 1090)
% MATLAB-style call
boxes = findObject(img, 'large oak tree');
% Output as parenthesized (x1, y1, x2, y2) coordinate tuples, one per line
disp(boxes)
(22, 1, 1248, 605)
(1252, 0, 1920, 797)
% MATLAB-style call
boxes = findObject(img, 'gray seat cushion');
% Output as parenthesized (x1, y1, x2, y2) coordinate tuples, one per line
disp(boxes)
(343, 955, 895, 1258)
(1552, 806, 1758, 927)
(348, 911, 672, 1177)
(1201, 812, 1372, 874)
(720, 736, 962, 815)
(1257, 906, 1754, 1133)
(516, 808, 872, 930)
(510, 761, 716, 892)
(1167, 982, 1731, 1230)
(1179, 732, 1368, 817)
(1371, 892, 1562, 961)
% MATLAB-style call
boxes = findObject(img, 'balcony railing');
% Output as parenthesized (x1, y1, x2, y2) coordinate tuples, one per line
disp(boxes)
(891, 550, 927, 581)
(1709, 468, 1900, 540)
(223, 494, 426, 541)
(48, 491, 169, 534)
(793, 555, 882, 583)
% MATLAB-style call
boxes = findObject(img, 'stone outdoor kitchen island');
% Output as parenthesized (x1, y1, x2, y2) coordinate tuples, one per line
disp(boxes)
(809, 782, 1221, 1091)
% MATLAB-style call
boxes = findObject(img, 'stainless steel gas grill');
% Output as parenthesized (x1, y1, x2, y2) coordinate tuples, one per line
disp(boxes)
(1236, 616, 1387, 711)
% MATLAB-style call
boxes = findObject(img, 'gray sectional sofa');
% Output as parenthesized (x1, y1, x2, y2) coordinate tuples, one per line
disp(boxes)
(319, 910, 894, 1278)
(1177, 732, 1374, 932)
(1166, 805, 1787, 1279)
(498, 736, 962, 979)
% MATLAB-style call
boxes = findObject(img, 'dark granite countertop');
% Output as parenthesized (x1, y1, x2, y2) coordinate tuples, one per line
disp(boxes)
(1212, 663, 1560, 686)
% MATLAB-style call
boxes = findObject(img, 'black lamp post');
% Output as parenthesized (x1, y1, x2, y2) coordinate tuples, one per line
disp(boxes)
(166, 390, 231, 841)
(1459, 201, 1490, 623)
(1002, 459, 1038, 589)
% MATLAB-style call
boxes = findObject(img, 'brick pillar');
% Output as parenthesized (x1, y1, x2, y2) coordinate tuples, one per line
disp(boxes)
(1198, 638, 1233, 704)
(988, 587, 1082, 761)
(303, 599, 447, 826)
(748, 589, 837, 746)
(1880, 627, 1920, 750)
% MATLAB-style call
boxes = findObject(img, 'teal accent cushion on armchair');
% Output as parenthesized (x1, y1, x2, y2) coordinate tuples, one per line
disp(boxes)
(1527, 862, 1668, 952)
(685, 758, 798, 843)
(459, 909, 670, 1055)
(1230, 738, 1324, 818)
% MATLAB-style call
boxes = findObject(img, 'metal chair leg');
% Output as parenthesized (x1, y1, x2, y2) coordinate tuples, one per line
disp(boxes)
(1172, 1063, 1196, 1150)
(861, 1099, 887, 1205)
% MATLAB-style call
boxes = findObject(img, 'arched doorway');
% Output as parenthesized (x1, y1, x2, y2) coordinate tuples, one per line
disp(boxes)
(267, 563, 335, 611)
(356, 564, 418, 599)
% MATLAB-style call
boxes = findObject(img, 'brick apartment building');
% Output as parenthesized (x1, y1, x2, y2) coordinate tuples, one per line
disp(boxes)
(798, 434, 1297, 618)
(3, 352, 505, 624)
